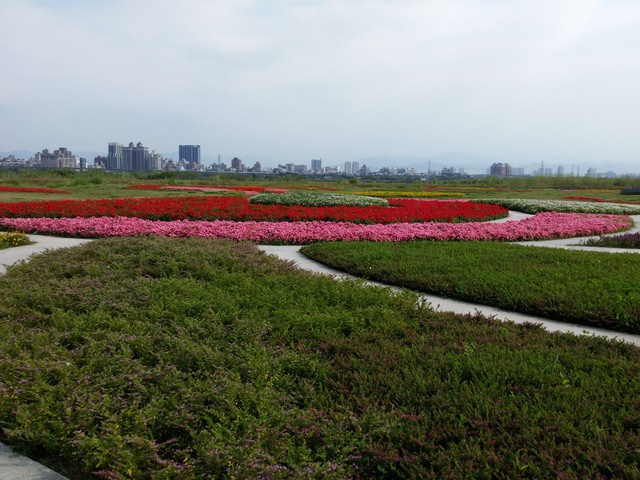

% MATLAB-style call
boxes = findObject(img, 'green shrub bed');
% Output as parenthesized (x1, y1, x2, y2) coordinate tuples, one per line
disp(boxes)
(582, 232, 640, 249)
(249, 190, 389, 207)
(1, 237, 640, 479)
(301, 241, 640, 333)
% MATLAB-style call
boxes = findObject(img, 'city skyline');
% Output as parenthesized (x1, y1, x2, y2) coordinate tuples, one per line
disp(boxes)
(2, 144, 637, 178)
(1, 1, 639, 170)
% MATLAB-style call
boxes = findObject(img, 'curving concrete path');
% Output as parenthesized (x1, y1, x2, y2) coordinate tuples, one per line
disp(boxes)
(1, 212, 639, 479)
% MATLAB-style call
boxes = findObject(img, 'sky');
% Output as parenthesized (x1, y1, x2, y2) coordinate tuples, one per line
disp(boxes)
(1, 0, 640, 170)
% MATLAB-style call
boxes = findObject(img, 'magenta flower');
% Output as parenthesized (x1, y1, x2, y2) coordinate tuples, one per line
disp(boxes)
(0, 212, 631, 244)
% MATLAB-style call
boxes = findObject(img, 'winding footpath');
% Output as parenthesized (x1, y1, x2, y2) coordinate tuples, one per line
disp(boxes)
(1, 211, 640, 479)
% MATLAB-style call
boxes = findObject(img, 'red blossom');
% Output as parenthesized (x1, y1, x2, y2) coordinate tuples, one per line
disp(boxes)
(562, 196, 604, 202)
(0, 197, 508, 224)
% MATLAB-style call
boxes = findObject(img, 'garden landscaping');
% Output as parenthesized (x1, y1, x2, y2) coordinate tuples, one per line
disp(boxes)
(1, 236, 640, 479)
(2, 177, 640, 479)
(477, 198, 640, 215)
(300, 241, 640, 334)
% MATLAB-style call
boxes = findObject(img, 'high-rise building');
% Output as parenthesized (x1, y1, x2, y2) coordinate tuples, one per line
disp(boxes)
(36, 147, 81, 169)
(179, 145, 201, 164)
(352, 161, 359, 176)
(344, 161, 352, 175)
(231, 157, 243, 172)
(311, 159, 322, 173)
(489, 162, 511, 176)
(107, 142, 123, 170)
(106, 141, 162, 171)
(122, 142, 150, 171)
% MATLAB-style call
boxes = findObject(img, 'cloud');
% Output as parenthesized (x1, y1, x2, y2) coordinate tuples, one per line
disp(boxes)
(1, 0, 639, 165)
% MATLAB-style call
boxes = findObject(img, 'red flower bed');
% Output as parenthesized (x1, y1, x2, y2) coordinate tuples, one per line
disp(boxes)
(0, 186, 69, 194)
(562, 196, 604, 202)
(0, 197, 508, 224)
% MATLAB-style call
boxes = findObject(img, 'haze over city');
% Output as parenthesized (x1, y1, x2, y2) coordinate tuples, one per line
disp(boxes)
(2, 0, 640, 174)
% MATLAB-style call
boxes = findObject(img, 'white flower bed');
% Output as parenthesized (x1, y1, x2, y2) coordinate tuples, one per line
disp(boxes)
(249, 191, 389, 207)
(476, 198, 640, 214)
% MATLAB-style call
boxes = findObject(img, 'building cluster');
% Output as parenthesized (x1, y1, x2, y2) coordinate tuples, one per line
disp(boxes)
(0, 148, 87, 170)
(2, 142, 634, 179)
(489, 162, 512, 176)
(94, 142, 167, 171)
(487, 162, 622, 178)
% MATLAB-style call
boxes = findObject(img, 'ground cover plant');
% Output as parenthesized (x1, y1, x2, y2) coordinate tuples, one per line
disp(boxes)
(301, 241, 640, 333)
(0, 197, 508, 224)
(249, 191, 389, 207)
(1, 237, 640, 479)
(0, 186, 70, 194)
(0, 212, 630, 244)
(562, 195, 605, 202)
(0, 231, 30, 249)
(476, 198, 640, 214)
(581, 232, 640, 249)
(351, 191, 465, 198)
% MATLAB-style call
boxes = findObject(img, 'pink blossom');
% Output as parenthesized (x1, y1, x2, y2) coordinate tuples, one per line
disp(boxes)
(0, 213, 631, 244)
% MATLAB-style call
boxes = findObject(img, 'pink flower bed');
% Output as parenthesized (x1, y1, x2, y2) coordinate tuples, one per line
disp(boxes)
(0, 213, 631, 244)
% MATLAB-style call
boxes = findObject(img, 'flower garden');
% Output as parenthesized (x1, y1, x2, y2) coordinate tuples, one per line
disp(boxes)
(2, 178, 640, 479)
(478, 198, 640, 214)
(0, 193, 634, 244)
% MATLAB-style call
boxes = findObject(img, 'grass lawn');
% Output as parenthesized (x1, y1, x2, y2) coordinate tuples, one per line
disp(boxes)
(300, 241, 640, 334)
(1, 237, 639, 479)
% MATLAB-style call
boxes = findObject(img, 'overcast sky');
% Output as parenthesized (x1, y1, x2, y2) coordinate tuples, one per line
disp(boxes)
(1, 0, 640, 168)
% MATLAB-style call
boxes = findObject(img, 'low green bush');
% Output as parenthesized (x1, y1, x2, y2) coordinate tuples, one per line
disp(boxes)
(1, 237, 640, 478)
(582, 232, 640, 249)
(301, 241, 640, 333)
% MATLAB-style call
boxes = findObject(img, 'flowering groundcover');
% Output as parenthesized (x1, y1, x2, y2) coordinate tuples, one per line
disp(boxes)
(0, 212, 630, 244)
(0, 197, 507, 224)
(478, 198, 640, 214)
(249, 191, 389, 207)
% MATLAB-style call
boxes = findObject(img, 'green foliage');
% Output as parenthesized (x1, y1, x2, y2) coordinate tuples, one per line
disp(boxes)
(582, 233, 640, 249)
(301, 241, 640, 333)
(2, 237, 640, 478)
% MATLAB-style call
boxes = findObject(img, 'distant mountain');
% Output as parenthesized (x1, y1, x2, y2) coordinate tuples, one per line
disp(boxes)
(355, 153, 502, 174)
(0, 150, 36, 159)
(355, 153, 640, 176)
(1, 150, 104, 160)
(75, 151, 103, 160)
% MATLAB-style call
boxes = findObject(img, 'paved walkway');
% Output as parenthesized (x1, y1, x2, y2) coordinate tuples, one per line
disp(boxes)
(1, 212, 639, 478)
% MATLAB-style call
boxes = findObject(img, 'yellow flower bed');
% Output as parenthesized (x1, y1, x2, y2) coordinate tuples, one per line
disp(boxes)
(0, 231, 31, 249)
(352, 191, 465, 198)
